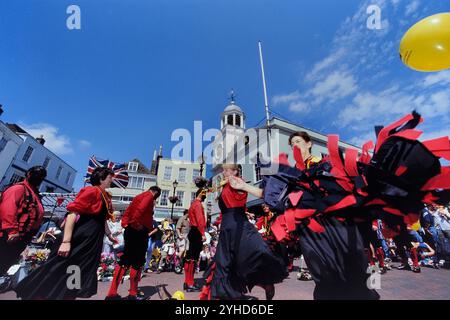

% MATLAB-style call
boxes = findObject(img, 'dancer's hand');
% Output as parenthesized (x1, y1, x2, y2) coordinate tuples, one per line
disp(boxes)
(58, 242, 71, 257)
(229, 176, 246, 191)
(7, 233, 20, 244)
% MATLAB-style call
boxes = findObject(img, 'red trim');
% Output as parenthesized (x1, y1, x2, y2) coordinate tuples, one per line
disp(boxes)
(307, 218, 325, 233)
(389, 129, 423, 141)
(293, 146, 305, 170)
(395, 165, 407, 176)
(288, 191, 303, 206)
(421, 170, 450, 190)
(344, 148, 359, 176)
(276, 153, 291, 167)
(360, 140, 374, 164)
(293, 208, 316, 220)
(375, 113, 417, 152)
(324, 194, 357, 213)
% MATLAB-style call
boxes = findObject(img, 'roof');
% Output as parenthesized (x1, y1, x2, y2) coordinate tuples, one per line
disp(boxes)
(128, 158, 152, 175)
(6, 123, 28, 135)
(223, 103, 243, 114)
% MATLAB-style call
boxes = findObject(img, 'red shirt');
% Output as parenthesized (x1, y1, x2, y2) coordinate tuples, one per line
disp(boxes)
(121, 191, 155, 231)
(220, 182, 247, 208)
(189, 198, 206, 236)
(0, 180, 44, 236)
(66, 186, 112, 216)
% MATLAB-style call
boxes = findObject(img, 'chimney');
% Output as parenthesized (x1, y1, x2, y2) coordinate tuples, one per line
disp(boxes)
(154, 145, 163, 176)
(36, 135, 46, 145)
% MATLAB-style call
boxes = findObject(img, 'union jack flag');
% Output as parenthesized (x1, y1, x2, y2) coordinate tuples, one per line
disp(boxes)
(85, 156, 129, 188)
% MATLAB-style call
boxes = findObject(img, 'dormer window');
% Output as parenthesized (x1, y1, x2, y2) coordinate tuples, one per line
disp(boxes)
(128, 162, 138, 172)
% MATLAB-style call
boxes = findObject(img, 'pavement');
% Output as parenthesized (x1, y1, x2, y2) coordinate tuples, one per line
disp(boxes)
(1, 261, 449, 300)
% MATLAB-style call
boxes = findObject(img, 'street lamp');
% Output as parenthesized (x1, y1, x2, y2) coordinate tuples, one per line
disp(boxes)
(197, 152, 207, 177)
(169, 180, 179, 221)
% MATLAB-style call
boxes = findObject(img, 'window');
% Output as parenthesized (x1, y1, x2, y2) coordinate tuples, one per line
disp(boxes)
(0, 137, 7, 153)
(43, 157, 51, 169)
(255, 164, 262, 182)
(129, 176, 144, 189)
(193, 169, 200, 179)
(191, 192, 197, 202)
(178, 168, 186, 183)
(159, 190, 170, 206)
(9, 172, 24, 184)
(45, 186, 55, 193)
(235, 115, 241, 127)
(22, 146, 34, 162)
(176, 191, 184, 207)
(227, 115, 233, 125)
(163, 166, 172, 180)
(121, 196, 134, 202)
(65, 172, 72, 184)
(128, 162, 138, 172)
(56, 166, 62, 180)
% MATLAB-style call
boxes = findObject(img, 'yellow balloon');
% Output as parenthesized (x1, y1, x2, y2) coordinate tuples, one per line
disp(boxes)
(172, 291, 185, 300)
(399, 12, 450, 72)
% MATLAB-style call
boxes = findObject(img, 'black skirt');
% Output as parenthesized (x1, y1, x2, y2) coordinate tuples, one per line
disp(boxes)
(15, 212, 106, 300)
(297, 215, 380, 300)
(210, 206, 288, 299)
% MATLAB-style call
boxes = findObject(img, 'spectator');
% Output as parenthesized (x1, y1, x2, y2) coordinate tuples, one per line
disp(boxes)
(415, 242, 436, 267)
(198, 244, 211, 272)
(157, 226, 175, 273)
(176, 210, 190, 260)
(144, 220, 163, 272)
(210, 240, 218, 258)
(103, 211, 124, 259)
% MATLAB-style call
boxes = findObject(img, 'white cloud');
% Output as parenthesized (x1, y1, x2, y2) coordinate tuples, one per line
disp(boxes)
(272, 91, 301, 105)
(421, 70, 450, 87)
(288, 101, 310, 113)
(310, 71, 358, 104)
(349, 131, 377, 147)
(337, 87, 450, 128)
(405, 0, 420, 16)
(305, 48, 347, 82)
(19, 123, 74, 155)
(78, 140, 92, 149)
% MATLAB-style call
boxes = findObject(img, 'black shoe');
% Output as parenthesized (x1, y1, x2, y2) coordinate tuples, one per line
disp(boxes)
(127, 294, 146, 300)
(396, 263, 411, 270)
(265, 286, 275, 300)
(412, 266, 421, 273)
(378, 267, 387, 274)
(184, 285, 201, 292)
(105, 294, 122, 300)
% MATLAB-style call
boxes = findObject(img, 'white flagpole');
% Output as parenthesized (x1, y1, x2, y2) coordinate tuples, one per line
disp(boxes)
(258, 41, 272, 157)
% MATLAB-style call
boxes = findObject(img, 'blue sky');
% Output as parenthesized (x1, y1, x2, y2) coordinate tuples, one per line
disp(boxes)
(1, 0, 449, 191)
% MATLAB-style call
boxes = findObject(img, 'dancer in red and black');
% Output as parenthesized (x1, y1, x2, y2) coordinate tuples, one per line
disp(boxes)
(0, 166, 46, 276)
(183, 189, 207, 292)
(15, 167, 115, 300)
(106, 186, 161, 300)
(230, 131, 379, 300)
(200, 164, 288, 300)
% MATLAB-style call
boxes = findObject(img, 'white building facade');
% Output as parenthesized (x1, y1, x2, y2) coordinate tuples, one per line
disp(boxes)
(0, 123, 76, 193)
